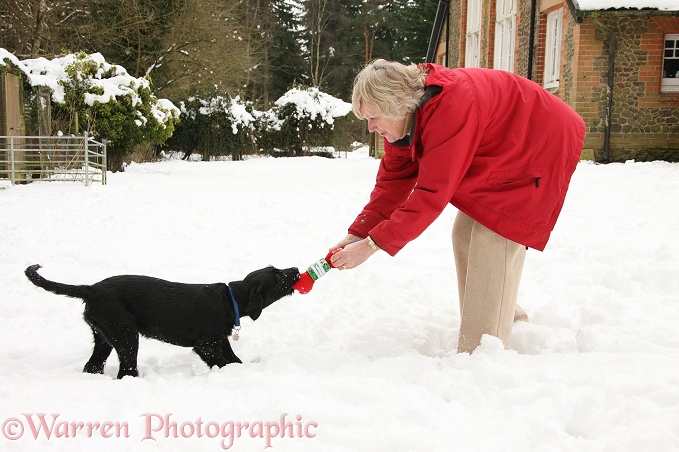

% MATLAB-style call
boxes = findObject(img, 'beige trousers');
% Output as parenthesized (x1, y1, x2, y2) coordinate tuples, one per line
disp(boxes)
(452, 211, 528, 353)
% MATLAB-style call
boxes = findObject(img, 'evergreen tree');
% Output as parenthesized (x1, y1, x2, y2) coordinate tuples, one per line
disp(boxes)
(266, 0, 306, 103)
(380, 0, 439, 63)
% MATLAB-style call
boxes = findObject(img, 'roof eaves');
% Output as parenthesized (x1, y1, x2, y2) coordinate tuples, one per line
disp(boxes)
(566, 0, 584, 23)
(565, 0, 678, 23)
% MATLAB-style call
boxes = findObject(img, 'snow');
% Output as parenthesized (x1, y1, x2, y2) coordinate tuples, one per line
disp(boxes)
(1, 149, 678, 451)
(576, 0, 679, 11)
(228, 97, 256, 134)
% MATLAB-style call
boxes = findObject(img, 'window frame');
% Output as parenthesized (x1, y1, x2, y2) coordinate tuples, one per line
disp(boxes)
(465, 0, 483, 68)
(543, 9, 563, 89)
(494, 0, 516, 72)
(661, 34, 679, 93)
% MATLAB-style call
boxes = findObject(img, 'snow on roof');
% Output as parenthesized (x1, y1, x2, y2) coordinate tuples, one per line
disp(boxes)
(575, 0, 679, 12)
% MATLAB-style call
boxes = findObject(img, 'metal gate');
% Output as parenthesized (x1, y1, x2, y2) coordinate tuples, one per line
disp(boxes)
(0, 133, 107, 185)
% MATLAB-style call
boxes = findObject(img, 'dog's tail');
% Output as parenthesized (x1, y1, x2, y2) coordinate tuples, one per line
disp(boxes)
(25, 265, 90, 300)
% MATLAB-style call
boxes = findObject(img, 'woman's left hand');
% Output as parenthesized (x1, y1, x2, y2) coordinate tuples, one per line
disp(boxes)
(330, 238, 377, 270)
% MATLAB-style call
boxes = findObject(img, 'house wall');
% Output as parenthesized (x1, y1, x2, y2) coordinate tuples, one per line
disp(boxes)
(536, 5, 580, 107)
(515, 0, 534, 79)
(447, 1, 679, 162)
(575, 15, 679, 162)
(448, 0, 464, 68)
(448, 0, 496, 68)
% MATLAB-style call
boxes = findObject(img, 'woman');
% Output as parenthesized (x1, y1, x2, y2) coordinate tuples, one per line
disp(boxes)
(329, 59, 585, 353)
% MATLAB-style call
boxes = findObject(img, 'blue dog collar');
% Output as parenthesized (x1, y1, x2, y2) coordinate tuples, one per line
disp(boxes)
(227, 284, 241, 340)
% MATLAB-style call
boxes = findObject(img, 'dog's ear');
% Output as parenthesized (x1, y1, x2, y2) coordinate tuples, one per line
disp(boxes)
(247, 289, 265, 321)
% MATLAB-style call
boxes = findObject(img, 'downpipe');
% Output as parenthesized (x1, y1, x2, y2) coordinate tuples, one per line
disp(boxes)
(426, 0, 450, 63)
(592, 19, 616, 163)
(527, 0, 537, 80)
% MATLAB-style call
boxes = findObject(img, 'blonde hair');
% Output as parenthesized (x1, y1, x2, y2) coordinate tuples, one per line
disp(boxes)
(351, 59, 427, 119)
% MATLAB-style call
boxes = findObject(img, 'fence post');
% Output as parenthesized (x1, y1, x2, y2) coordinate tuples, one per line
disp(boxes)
(84, 131, 90, 185)
(10, 136, 15, 184)
(102, 139, 107, 185)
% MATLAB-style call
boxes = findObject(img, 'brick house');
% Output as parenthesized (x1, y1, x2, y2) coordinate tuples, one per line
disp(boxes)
(442, 0, 679, 162)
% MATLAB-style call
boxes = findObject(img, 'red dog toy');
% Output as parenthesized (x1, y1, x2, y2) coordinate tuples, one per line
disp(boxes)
(293, 248, 342, 294)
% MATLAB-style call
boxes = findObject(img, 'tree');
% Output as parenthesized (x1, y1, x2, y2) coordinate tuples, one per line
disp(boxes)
(147, 0, 270, 103)
(0, 0, 91, 57)
(302, 0, 334, 87)
(267, 0, 306, 102)
(2, 0, 439, 156)
(50, 52, 180, 170)
(81, 0, 177, 78)
(380, 0, 439, 63)
(353, 0, 390, 64)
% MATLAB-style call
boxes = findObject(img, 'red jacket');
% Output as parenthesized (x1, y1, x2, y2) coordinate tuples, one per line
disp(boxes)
(349, 64, 586, 255)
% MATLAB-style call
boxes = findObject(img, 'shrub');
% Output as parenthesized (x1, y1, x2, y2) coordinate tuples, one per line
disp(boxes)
(164, 93, 258, 161)
(268, 86, 352, 156)
(19, 51, 180, 171)
(165, 86, 352, 160)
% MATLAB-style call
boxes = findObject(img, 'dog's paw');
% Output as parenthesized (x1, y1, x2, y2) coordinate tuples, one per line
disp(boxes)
(116, 368, 139, 379)
(83, 362, 106, 374)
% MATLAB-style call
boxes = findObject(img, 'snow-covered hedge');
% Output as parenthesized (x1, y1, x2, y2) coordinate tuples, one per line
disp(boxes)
(1, 49, 180, 170)
(271, 86, 352, 156)
(1, 48, 353, 165)
(164, 86, 352, 160)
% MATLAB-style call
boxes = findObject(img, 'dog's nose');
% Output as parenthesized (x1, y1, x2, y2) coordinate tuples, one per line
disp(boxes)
(287, 268, 301, 282)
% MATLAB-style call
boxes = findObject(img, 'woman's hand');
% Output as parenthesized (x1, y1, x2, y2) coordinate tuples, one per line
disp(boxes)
(329, 236, 377, 270)
(330, 234, 361, 251)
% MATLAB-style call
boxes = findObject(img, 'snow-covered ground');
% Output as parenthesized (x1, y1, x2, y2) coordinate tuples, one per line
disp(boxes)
(1, 147, 678, 451)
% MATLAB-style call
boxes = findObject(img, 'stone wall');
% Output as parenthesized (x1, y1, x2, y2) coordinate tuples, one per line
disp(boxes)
(446, 3, 679, 162)
(575, 15, 679, 162)
(448, 0, 463, 68)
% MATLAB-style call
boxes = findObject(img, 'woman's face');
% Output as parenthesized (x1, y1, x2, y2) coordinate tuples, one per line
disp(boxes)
(360, 102, 406, 143)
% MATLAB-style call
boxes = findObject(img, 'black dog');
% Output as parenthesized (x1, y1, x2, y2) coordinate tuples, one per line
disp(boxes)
(25, 264, 300, 379)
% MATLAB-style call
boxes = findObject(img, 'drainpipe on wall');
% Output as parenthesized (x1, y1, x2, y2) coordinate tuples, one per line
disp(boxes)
(444, 0, 450, 67)
(426, 0, 449, 63)
(527, 0, 538, 80)
(592, 19, 616, 162)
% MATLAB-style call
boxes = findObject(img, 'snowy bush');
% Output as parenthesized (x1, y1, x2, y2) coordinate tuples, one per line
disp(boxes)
(165, 86, 352, 159)
(2, 47, 353, 165)
(164, 94, 258, 161)
(3, 50, 180, 171)
(266, 86, 352, 156)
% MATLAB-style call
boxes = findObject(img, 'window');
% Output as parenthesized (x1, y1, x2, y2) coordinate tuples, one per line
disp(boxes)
(494, 0, 516, 71)
(543, 9, 563, 89)
(662, 34, 679, 93)
(465, 0, 483, 68)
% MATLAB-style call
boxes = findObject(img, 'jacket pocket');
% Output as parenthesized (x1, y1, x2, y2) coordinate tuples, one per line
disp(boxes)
(486, 165, 545, 186)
